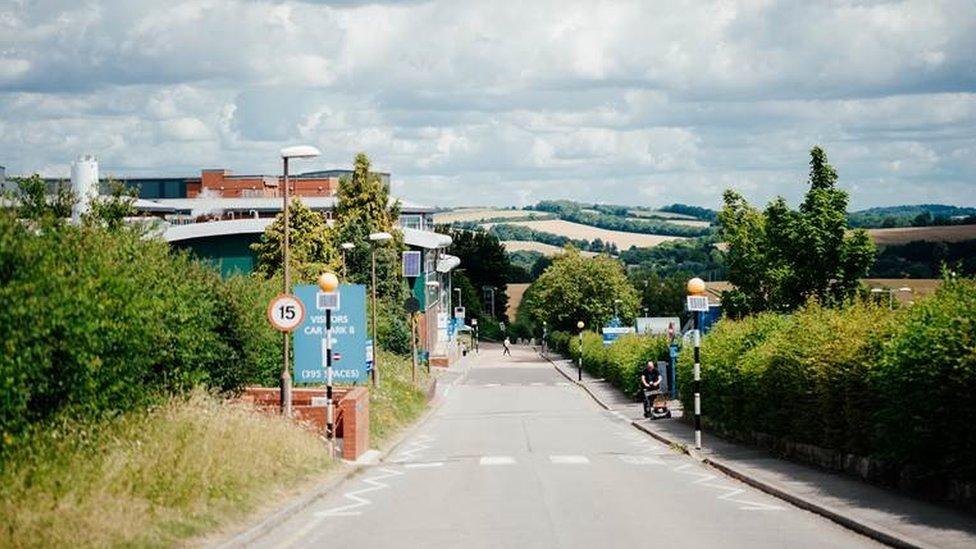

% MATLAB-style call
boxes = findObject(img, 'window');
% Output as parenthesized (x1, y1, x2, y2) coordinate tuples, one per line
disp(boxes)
(399, 214, 422, 230)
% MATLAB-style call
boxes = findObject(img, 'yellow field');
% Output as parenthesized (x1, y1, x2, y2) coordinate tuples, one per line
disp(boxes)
(502, 240, 597, 257)
(492, 219, 686, 250)
(433, 208, 549, 224)
(506, 283, 530, 321)
(866, 224, 976, 246)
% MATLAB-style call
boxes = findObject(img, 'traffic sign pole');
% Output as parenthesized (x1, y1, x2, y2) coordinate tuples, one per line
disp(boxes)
(326, 308, 335, 457)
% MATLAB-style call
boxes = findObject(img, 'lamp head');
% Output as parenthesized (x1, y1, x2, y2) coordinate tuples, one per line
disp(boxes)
(317, 272, 339, 292)
(687, 277, 706, 295)
(576, 320, 585, 330)
(341, 242, 355, 250)
(280, 145, 321, 159)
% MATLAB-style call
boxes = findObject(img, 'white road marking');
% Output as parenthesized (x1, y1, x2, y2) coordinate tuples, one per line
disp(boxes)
(404, 462, 445, 469)
(483, 383, 501, 387)
(314, 467, 404, 518)
(672, 464, 784, 511)
(480, 456, 516, 465)
(549, 455, 590, 464)
(618, 455, 665, 465)
(389, 434, 435, 464)
(530, 382, 545, 386)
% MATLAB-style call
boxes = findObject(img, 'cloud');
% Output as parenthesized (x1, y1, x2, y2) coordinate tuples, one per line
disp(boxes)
(0, 0, 974, 208)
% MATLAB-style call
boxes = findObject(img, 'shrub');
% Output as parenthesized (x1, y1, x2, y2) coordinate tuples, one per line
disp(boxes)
(550, 330, 669, 397)
(0, 214, 257, 450)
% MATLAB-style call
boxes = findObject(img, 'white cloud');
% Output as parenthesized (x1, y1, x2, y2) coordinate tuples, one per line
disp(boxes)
(0, 0, 973, 208)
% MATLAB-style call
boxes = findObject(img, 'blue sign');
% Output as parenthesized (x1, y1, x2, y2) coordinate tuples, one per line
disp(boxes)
(294, 284, 369, 384)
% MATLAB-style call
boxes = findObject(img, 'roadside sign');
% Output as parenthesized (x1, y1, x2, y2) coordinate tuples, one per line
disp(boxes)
(454, 306, 465, 319)
(602, 326, 635, 346)
(686, 295, 709, 312)
(404, 296, 420, 314)
(471, 318, 478, 326)
(294, 284, 369, 384)
(267, 294, 305, 332)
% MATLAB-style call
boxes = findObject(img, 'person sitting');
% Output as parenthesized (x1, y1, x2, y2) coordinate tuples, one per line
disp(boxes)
(640, 361, 662, 418)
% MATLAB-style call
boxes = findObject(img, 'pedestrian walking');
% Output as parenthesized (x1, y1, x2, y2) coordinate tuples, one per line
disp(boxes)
(502, 336, 512, 356)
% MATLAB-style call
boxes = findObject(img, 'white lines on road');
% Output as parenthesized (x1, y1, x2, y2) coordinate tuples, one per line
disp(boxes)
(672, 463, 784, 511)
(389, 434, 436, 464)
(618, 454, 665, 465)
(480, 456, 516, 465)
(549, 455, 590, 464)
(404, 462, 445, 469)
(314, 467, 404, 518)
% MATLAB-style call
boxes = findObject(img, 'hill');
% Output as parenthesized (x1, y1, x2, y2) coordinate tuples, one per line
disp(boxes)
(849, 204, 976, 228)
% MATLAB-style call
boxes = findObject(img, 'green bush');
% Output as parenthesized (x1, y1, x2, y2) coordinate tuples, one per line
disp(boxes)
(0, 214, 260, 450)
(549, 330, 669, 397)
(676, 281, 976, 484)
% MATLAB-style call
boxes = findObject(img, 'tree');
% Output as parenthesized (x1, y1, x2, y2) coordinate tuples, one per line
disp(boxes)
(629, 268, 691, 320)
(719, 146, 876, 316)
(522, 248, 640, 331)
(9, 174, 75, 223)
(85, 179, 136, 231)
(332, 153, 404, 302)
(442, 227, 511, 319)
(251, 199, 339, 281)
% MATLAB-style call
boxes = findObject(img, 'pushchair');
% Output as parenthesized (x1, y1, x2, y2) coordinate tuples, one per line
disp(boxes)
(642, 388, 671, 420)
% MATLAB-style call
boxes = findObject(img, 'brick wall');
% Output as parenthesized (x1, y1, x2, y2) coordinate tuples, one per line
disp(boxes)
(240, 386, 370, 461)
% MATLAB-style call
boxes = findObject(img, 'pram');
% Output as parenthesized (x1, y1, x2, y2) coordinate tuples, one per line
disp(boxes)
(642, 388, 671, 420)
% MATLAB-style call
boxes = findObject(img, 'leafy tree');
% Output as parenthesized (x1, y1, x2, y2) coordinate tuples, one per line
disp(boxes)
(630, 269, 692, 320)
(332, 153, 405, 302)
(85, 179, 136, 231)
(9, 174, 75, 223)
(522, 248, 640, 331)
(251, 199, 338, 281)
(442, 227, 511, 319)
(719, 146, 875, 316)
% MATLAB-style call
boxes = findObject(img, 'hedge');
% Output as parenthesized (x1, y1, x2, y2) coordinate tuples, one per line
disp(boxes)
(676, 279, 976, 485)
(0, 214, 274, 450)
(549, 330, 670, 397)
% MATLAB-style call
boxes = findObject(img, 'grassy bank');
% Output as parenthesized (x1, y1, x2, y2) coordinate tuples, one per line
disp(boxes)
(0, 390, 331, 548)
(369, 350, 432, 445)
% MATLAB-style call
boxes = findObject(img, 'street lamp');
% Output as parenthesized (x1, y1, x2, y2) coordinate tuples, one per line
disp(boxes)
(317, 271, 339, 457)
(340, 242, 355, 281)
(687, 276, 705, 450)
(368, 231, 393, 387)
(576, 320, 585, 382)
(613, 298, 622, 319)
(454, 287, 462, 309)
(483, 286, 496, 318)
(279, 145, 321, 417)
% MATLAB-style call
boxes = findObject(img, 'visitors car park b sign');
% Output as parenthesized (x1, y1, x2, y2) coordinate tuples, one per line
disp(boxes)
(293, 284, 369, 384)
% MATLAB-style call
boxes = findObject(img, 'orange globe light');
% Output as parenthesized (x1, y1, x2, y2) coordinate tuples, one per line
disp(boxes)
(317, 272, 339, 293)
(687, 277, 706, 295)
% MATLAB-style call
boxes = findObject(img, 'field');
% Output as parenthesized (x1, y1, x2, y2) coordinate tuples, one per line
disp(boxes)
(506, 283, 530, 321)
(492, 219, 686, 250)
(642, 218, 711, 228)
(706, 279, 942, 305)
(433, 208, 550, 224)
(867, 224, 976, 246)
(502, 240, 597, 257)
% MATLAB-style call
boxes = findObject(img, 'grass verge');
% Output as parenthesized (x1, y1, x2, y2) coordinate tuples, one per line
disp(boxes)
(369, 350, 432, 446)
(0, 389, 331, 548)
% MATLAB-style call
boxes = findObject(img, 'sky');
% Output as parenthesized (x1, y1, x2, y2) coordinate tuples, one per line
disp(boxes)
(1, 0, 975, 210)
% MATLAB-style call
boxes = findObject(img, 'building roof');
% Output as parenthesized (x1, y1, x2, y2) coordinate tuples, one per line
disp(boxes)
(151, 196, 435, 214)
(162, 218, 453, 250)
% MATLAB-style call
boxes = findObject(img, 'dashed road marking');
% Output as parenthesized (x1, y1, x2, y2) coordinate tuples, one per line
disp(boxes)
(480, 456, 516, 465)
(549, 455, 590, 464)
(314, 467, 404, 518)
(404, 462, 444, 469)
(618, 454, 665, 465)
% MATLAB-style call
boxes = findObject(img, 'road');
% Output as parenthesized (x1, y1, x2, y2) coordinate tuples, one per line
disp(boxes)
(252, 344, 879, 549)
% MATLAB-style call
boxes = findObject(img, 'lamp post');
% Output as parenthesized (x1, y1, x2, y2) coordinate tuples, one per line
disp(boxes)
(278, 145, 321, 417)
(454, 287, 462, 309)
(317, 271, 339, 457)
(340, 242, 355, 281)
(483, 286, 496, 318)
(368, 231, 393, 387)
(576, 320, 585, 382)
(613, 298, 622, 320)
(687, 276, 706, 450)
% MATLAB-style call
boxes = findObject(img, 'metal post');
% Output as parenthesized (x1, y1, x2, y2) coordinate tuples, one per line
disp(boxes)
(410, 312, 418, 382)
(370, 247, 380, 387)
(326, 308, 335, 457)
(693, 313, 702, 450)
(578, 330, 583, 381)
(280, 157, 292, 417)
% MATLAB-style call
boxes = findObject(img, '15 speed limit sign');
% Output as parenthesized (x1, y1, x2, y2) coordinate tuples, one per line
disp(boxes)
(267, 294, 305, 332)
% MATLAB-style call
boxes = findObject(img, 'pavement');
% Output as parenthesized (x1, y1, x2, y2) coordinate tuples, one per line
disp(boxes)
(239, 344, 898, 549)
(545, 350, 976, 549)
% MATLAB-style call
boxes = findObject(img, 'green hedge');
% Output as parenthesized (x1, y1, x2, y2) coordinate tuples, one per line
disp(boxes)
(676, 280, 976, 483)
(549, 330, 670, 397)
(0, 214, 273, 450)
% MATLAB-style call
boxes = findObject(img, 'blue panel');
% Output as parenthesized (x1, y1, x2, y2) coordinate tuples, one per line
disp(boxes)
(402, 250, 421, 278)
(293, 284, 369, 384)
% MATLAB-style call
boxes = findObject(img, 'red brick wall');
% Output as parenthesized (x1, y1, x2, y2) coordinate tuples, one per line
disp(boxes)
(240, 386, 370, 461)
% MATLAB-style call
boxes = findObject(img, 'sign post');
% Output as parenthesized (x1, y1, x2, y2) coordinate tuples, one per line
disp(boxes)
(686, 278, 708, 450)
(294, 284, 369, 384)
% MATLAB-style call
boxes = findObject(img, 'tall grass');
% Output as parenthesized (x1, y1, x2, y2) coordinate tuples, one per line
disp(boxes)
(0, 390, 330, 548)
(369, 350, 431, 445)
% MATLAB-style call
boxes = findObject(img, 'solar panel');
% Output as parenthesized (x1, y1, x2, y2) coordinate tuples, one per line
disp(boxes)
(402, 250, 422, 278)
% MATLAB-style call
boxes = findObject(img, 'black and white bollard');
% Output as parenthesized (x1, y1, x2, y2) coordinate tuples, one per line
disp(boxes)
(692, 316, 702, 450)
(325, 308, 335, 457)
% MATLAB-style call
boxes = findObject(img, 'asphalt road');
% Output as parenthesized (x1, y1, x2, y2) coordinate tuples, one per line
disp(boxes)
(252, 345, 879, 549)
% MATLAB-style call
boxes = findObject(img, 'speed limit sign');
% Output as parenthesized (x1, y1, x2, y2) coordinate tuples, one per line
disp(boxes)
(267, 294, 305, 332)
